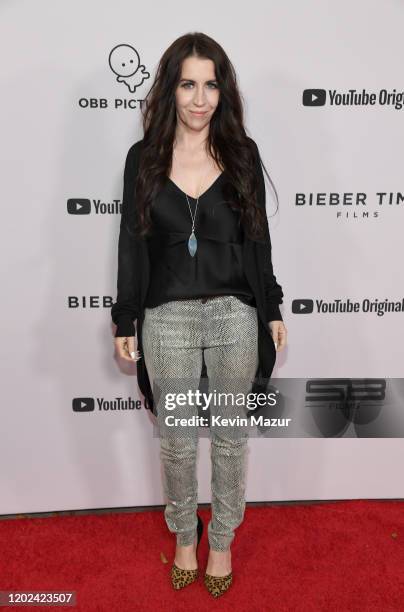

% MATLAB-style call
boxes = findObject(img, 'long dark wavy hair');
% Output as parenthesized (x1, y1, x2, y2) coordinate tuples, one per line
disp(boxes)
(133, 31, 279, 242)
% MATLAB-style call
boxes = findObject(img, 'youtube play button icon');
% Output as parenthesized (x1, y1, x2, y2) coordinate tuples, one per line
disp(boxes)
(67, 198, 91, 214)
(292, 299, 313, 314)
(302, 89, 326, 106)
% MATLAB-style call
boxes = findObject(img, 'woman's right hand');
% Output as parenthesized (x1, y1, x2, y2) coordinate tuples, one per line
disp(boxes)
(114, 336, 142, 362)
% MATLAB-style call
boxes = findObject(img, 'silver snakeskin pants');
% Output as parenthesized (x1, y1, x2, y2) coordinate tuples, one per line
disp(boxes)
(142, 295, 259, 551)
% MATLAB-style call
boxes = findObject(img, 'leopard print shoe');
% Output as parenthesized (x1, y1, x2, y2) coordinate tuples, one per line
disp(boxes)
(170, 513, 204, 590)
(171, 562, 199, 589)
(204, 571, 233, 597)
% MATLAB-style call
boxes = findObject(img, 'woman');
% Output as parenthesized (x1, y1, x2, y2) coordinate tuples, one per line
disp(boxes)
(111, 32, 287, 598)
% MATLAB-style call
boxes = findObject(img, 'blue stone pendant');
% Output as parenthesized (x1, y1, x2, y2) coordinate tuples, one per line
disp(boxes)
(188, 231, 197, 257)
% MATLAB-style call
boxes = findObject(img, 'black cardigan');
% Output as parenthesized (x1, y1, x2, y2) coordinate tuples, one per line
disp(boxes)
(111, 137, 284, 413)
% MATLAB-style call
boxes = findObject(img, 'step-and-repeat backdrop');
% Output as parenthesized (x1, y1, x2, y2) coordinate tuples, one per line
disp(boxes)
(1, 0, 403, 514)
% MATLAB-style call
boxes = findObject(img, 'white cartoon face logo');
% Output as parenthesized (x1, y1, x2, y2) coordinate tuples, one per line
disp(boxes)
(108, 44, 150, 93)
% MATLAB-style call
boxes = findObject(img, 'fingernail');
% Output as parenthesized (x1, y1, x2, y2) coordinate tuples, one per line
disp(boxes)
(130, 351, 136, 359)
(274, 342, 278, 350)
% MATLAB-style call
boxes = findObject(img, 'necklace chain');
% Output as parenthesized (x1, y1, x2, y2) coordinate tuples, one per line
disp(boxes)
(172, 148, 214, 256)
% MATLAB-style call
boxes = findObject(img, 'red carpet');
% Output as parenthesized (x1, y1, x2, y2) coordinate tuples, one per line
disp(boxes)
(1, 501, 403, 611)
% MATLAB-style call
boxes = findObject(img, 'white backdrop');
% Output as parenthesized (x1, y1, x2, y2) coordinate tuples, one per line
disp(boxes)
(1, 0, 404, 514)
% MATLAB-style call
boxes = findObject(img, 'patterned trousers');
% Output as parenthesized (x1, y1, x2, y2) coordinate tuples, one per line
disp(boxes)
(142, 295, 259, 551)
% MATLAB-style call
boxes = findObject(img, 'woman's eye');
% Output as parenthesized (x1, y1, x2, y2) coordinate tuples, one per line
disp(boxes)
(181, 82, 218, 89)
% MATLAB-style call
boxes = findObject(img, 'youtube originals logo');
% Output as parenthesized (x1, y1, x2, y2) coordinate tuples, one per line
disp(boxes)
(303, 87, 404, 109)
(292, 297, 404, 316)
(67, 198, 121, 215)
(303, 89, 326, 106)
(72, 397, 142, 412)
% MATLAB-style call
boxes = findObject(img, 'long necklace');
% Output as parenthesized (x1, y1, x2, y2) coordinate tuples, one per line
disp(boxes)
(173, 149, 211, 257)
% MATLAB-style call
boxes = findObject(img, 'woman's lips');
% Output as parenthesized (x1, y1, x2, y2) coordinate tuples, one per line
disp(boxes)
(190, 111, 208, 116)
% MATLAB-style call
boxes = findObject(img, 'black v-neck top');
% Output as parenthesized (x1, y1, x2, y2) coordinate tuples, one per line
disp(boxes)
(143, 171, 255, 309)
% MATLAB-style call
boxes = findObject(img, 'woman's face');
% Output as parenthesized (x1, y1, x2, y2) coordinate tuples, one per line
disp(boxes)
(175, 56, 220, 132)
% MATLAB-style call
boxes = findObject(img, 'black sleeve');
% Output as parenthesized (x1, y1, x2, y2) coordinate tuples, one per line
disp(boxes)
(250, 138, 284, 322)
(111, 142, 141, 337)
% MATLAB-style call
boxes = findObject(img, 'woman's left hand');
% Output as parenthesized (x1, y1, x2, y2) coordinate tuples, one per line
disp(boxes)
(268, 320, 287, 352)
